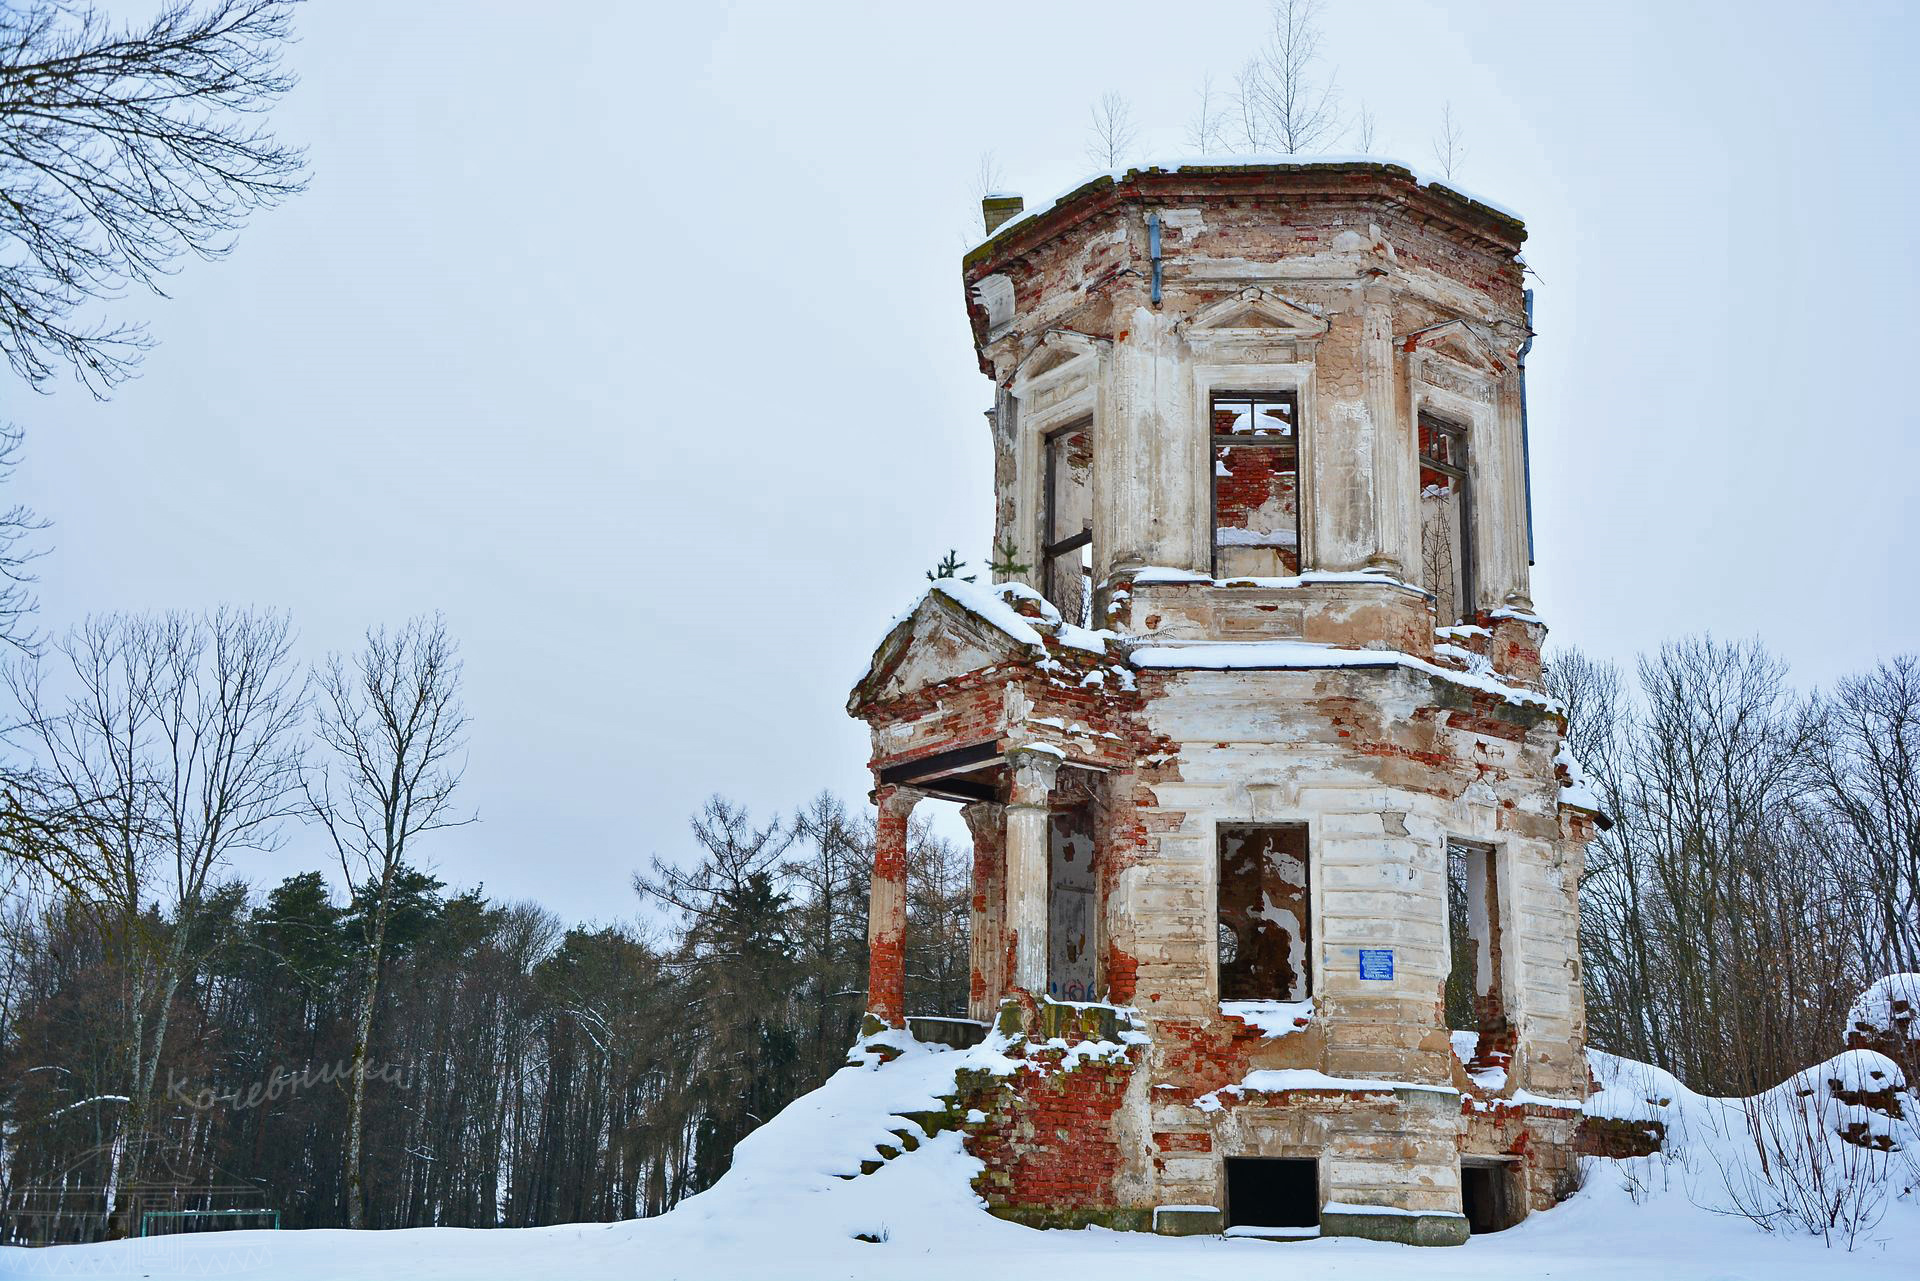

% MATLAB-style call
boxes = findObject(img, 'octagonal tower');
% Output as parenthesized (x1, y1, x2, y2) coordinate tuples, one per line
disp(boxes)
(849, 162, 1604, 1245)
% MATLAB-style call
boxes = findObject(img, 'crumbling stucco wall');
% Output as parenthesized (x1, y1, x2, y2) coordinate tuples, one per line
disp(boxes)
(847, 163, 1598, 1241)
(968, 168, 1533, 630)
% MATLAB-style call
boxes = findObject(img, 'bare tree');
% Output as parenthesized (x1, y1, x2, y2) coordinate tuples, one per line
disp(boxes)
(904, 815, 970, 1017)
(1809, 656, 1920, 974)
(0, 1, 306, 395)
(972, 151, 1006, 205)
(0, 425, 47, 655)
(1233, 0, 1341, 154)
(968, 150, 1007, 238)
(3, 608, 304, 1231)
(1232, 59, 1268, 152)
(1085, 91, 1138, 170)
(1186, 74, 1229, 154)
(1432, 101, 1466, 180)
(1352, 102, 1378, 153)
(1553, 638, 1866, 1097)
(306, 614, 469, 1229)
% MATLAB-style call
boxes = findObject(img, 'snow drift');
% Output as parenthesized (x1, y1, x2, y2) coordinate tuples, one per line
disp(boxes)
(6, 1023, 1918, 1279)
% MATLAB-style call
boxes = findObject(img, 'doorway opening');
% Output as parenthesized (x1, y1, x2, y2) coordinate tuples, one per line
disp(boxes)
(1460, 1160, 1520, 1234)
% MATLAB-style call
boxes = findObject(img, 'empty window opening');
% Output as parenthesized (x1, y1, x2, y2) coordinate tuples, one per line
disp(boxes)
(1444, 840, 1505, 1038)
(1217, 825, 1311, 1002)
(1048, 797, 1097, 1001)
(1418, 412, 1474, 625)
(1211, 393, 1299, 579)
(1042, 421, 1093, 626)
(1460, 1161, 1519, 1234)
(1225, 1157, 1318, 1230)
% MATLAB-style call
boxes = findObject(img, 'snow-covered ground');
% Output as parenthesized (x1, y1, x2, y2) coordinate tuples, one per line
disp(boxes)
(6, 1030, 1915, 1281)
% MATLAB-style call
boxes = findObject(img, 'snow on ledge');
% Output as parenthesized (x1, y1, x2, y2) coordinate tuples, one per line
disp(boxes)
(1556, 744, 1603, 813)
(1130, 639, 1561, 712)
(1450, 1029, 1507, 1093)
(1323, 1201, 1466, 1219)
(1196, 1068, 1457, 1112)
(1121, 565, 1431, 597)
(1221, 998, 1314, 1038)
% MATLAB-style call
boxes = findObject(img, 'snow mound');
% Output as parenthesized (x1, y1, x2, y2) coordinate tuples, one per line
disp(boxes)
(12, 1038, 1920, 1278)
(1847, 973, 1920, 1049)
(906, 578, 1115, 657)
(1583, 1042, 1920, 1250)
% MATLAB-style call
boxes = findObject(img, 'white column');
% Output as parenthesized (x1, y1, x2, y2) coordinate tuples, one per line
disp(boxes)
(1003, 749, 1060, 995)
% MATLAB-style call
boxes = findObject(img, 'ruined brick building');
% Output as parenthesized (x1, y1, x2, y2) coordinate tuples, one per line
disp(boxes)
(847, 161, 1607, 1245)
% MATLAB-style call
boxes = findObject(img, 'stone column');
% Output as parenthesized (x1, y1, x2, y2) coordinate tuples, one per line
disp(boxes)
(1003, 749, 1060, 996)
(866, 784, 922, 1026)
(962, 801, 1008, 1022)
(1362, 281, 1413, 578)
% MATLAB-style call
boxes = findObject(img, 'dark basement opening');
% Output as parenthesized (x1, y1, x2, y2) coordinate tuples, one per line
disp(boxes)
(1225, 1157, 1318, 1230)
(1461, 1160, 1517, 1234)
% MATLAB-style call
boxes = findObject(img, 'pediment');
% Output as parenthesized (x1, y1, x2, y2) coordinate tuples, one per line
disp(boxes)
(1400, 319, 1506, 376)
(1188, 287, 1330, 340)
(1011, 329, 1103, 395)
(849, 585, 1039, 713)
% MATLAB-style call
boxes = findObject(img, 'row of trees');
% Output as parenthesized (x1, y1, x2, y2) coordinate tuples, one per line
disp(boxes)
(5, 622, 1910, 1242)
(1, 763, 969, 1242)
(0, 611, 472, 1237)
(1549, 640, 1919, 1097)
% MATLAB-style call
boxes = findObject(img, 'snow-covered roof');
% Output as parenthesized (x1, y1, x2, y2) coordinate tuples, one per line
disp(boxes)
(858, 577, 1561, 718)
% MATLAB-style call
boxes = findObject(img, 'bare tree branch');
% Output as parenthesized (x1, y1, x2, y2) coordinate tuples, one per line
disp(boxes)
(0, 1, 307, 395)
(1432, 101, 1466, 180)
(1186, 74, 1229, 155)
(1085, 91, 1137, 171)
(1352, 101, 1377, 153)
(1233, 0, 1341, 154)
(303, 611, 469, 1229)
(0, 606, 304, 1232)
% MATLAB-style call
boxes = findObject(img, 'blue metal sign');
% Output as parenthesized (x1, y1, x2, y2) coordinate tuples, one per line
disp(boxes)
(1358, 948, 1394, 981)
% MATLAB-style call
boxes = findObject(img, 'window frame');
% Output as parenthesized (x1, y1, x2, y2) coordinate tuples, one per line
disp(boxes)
(1040, 419, 1094, 621)
(1443, 836, 1507, 1037)
(1417, 410, 1476, 624)
(1208, 389, 1303, 581)
(1214, 820, 1315, 1004)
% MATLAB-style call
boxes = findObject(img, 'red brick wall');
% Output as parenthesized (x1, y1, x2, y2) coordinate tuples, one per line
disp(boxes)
(964, 1043, 1140, 1210)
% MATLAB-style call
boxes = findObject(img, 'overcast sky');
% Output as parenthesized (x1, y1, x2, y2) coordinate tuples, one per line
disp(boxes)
(11, 1, 1917, 924)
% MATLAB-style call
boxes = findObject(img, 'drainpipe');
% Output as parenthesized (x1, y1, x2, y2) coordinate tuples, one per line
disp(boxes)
(1519, 288, 1536, 566)
(1147, 212, 1162, 306)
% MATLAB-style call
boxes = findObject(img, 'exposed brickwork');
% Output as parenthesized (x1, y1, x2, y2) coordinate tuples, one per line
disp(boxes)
(865, 787, 910, 1026)
(1465, 1099, 1584, 1209)
(1572, 1114, 1666, 1160)
(961, 1036, 1143, 1213)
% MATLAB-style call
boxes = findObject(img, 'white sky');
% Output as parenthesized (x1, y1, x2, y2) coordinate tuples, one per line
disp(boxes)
(12, 1, 1917, 923)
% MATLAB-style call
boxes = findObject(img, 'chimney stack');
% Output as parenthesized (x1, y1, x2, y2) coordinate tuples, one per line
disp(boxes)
(981, 193, 1025, 236)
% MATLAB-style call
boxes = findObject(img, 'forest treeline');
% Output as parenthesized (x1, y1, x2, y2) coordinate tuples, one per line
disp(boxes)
(2, 780, 969, 1242)
(2, 632, 1914, 1243)
(1550, 640, 1918, 1097)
